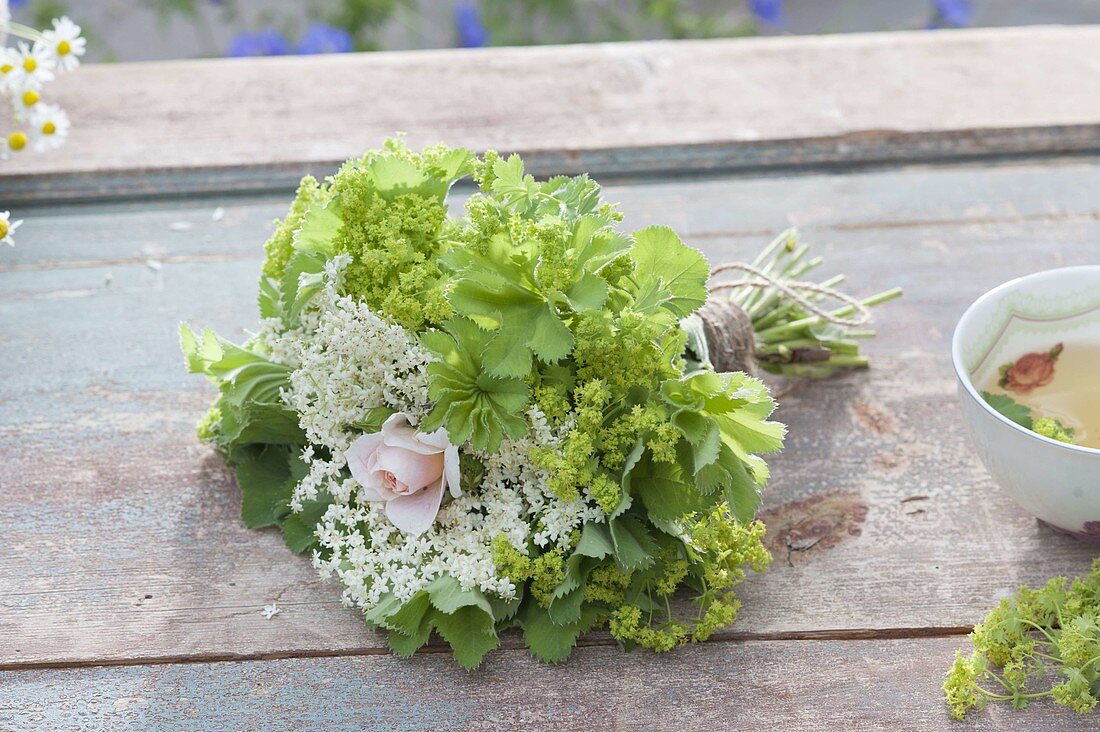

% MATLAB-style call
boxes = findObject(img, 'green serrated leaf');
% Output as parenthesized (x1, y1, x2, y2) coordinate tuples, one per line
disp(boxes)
(981, 391, 1033, 429)
(630, 454, 704, 522)
(281, 489, 331, 554)
(630, 226, 709, 318)
(384, 591, 433, 637)
(490, 153, 538, 208)
(426, 574, 495, 616)
(562, 271, 608, 312)
(363, 593, 405, 628)
(388, 626, 432, 658)
(280, 249, 327, 325)
(520, 600, 600, 664)
(547, 584, 585, 625)
(352, 406, 396, 434)
(433, 605, 500, 670)
(292, 197, 342, 255)
(722, 448, 763, 522)
(421, 318, 530, 452)
(609, 515, 658, 571)
(236, 446, 295, 529)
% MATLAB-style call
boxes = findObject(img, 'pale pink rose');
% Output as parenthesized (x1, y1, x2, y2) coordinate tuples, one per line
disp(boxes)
(344, 413, 461, 536)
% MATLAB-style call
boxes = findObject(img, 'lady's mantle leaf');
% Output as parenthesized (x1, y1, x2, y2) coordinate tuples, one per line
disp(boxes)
(519, 601, 601, 664)
(980, 391, 1033, 429)
(236, 445, 296, 529)
(420, 318, 530, 452)
(630, 226, 710, 318)
(628, 454, 703, 522)
(609, 515, 658, 571)
(434, 605, 501, 670)
(448, 254, 574, 377)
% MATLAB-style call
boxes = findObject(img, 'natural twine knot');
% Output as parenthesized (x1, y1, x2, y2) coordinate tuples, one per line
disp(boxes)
(696, 261, 874, 374)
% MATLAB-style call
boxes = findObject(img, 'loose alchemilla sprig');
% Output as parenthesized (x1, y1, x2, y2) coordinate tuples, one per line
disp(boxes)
(180, 140, 886, 668)
(945, 559, 1100, 720)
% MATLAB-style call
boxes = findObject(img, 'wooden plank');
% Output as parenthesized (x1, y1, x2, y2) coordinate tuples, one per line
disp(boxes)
(7, 157, 1100, 270)
(3, 160, 1100, 668)
(0, 637, 1087, 731)
(5, 27, 1100, 201)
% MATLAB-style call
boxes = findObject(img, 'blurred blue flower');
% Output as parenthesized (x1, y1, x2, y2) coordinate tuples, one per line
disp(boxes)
(228, 29, 290, 57)
(297, 23, 354, 55)
(454, 2, 489, 48)
(749, 0, 785, 26)
(931, 0, 973, 27)
(9, 0, 28, 7)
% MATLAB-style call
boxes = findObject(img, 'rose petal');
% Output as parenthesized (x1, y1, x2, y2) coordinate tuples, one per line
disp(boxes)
(385, 478, 445, 536)
(417, 428, 452, 451)
(345, 432, 385, 487)
(374, 443, 444, 493)
(381, 412, 441, 455)
(360, 448, 397, 501)
(443, 444, 462, 498)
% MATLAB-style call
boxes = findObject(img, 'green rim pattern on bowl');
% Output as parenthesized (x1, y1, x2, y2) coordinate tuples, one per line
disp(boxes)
(963, 284, 1100, 378)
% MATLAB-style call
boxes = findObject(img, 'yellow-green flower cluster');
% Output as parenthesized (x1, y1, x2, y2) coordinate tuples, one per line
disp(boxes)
(945, 558, 1100, 720)
(262, 175, 328, 279)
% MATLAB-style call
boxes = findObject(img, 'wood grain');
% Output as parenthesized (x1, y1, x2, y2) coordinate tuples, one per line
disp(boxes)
(7, 157, 1100, 269)
(3, 159, 1100, 670)
(5, 27, 1100, 201)
(0, 636, 1089, 731)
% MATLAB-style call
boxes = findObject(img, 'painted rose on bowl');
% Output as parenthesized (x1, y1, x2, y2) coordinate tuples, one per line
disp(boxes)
(999, 342, 1062, 394)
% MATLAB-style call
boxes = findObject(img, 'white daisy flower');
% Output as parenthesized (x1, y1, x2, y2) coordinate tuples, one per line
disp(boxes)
(0, 48, 18, 93)
(0, 212, 23, 247)
(1, 130, 30, 159)
(5, 42, 54, 92)
(30, 103, 69, 151)
(40, 17, 85, 72)
(12, 88, 42, 120)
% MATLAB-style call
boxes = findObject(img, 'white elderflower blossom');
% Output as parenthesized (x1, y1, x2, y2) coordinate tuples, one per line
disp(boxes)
(309, 405, 604, 611)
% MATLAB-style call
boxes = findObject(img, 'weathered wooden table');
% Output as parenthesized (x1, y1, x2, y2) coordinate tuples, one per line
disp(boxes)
(3, 26, 1100, 731)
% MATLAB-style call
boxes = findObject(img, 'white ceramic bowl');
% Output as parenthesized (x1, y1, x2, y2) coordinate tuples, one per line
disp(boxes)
(952, 266, 1100, 543)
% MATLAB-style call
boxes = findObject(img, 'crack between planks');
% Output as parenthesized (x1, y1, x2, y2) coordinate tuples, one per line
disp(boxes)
(0, 625, 973, 673)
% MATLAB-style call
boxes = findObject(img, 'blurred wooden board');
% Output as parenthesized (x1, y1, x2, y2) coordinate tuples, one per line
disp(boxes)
(4, 26, 1100, 201)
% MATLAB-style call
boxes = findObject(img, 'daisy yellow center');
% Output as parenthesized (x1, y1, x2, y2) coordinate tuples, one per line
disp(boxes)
(1, 64, 12, 74)
(22, 90, 40, 107)
(58, 40, 72, 56)
(8, 132, 28, 151)
(0, 220, 8, 239)
(42, 121, 57, 135)
(23, 56, 37, 73)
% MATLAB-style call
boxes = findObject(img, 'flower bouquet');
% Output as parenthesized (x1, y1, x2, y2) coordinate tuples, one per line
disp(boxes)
(182, 140, 896, 667)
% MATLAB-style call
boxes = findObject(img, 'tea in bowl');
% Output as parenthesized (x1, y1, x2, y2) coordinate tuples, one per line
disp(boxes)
(952, 266, 1100, 543)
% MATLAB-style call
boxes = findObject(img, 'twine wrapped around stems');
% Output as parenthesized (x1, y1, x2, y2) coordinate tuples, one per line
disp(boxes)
(697, 260, 876, 374)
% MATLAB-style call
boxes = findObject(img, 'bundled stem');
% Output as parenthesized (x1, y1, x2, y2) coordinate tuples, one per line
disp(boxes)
(698, 229, 902, 378)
